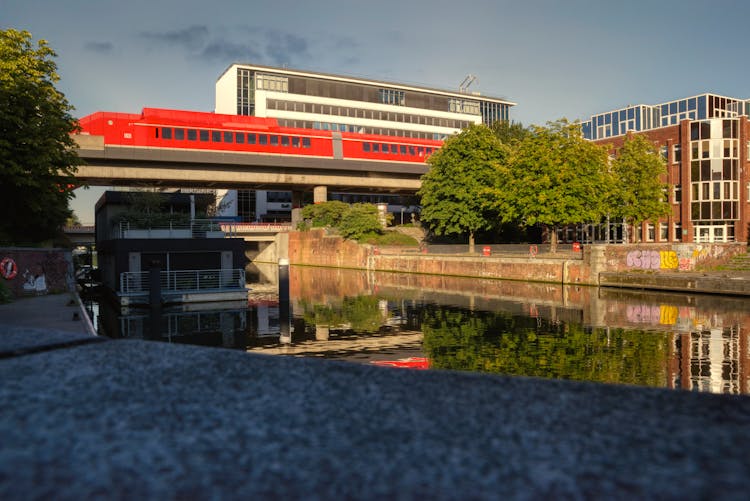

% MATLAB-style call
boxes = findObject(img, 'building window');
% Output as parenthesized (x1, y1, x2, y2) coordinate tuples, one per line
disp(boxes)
(674, 223, 682, 241)
(255, 73, 288, 92)
(379, 88, 405, 106)
(660, 223, 668, 241)
(673, 184, 682, 203)
(647, 223, 655, 241)
(673, 144, 681, 163)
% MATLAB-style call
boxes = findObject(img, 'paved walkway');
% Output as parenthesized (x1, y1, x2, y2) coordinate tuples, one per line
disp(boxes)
(1, 294, 749, 499)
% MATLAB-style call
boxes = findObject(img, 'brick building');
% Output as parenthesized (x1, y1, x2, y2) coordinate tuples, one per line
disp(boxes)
(581, 93, 750, 243)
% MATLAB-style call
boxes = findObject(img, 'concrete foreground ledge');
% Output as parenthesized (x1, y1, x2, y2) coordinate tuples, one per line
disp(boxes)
(1, 337, 749, 500)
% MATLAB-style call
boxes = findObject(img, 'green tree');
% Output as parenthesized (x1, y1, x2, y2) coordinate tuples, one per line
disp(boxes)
(490, 120, 529, 146)
(610, 134, 670, 242)
(494, 120, 611, 252)
(0, 29, 81, 244)
(300, 200, 349, 228)
(338, 203, 382, 240)
(418, 124, 510, 252)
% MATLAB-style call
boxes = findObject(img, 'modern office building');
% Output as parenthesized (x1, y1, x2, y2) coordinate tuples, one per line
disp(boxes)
(214, 63, 515, 222)
(581, 93, 750, 243)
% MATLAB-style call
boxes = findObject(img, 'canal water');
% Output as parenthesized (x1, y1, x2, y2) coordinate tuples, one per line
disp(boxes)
(84, 264, 750, 395)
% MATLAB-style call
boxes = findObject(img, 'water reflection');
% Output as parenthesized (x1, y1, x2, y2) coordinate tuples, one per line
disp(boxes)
(88, 263, 750, 394)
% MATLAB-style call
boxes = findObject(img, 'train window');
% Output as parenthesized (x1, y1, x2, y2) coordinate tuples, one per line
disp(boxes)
(390, 144, 398, 154)
(418, 147, 424, 156)
(363, 143, 371, 152)
(199, 130, 209, 141)
(373, 143, 380, 153)
(302, 137, 311, 148)
(426, 148, 433, 155)
(281, 136, 289, 147)
(247, 134, 256, 144)
(409, 147, 415, 156)
(187, 129, 197, 141)
(161, 127, 172, 140)
(212, 131, 221, 142)
(292, 137, 300, 147)
(155, 128, 159, 138)
(270, 135, 279, 146)
(259, 135, 268, 145)
(223, 131, 233, 143)
(400, 145, 406, 155)
(235, 133, 244, 144)
(174, 128, 184, 140)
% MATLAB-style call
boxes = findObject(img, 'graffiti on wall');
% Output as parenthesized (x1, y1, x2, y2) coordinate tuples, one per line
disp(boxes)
(625, 245, 731, 272)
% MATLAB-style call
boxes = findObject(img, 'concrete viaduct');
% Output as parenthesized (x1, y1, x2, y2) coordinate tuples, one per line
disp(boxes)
(73, 135, 429, 203)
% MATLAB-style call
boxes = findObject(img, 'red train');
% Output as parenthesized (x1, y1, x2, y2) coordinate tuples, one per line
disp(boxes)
(78, 108, 442, 163)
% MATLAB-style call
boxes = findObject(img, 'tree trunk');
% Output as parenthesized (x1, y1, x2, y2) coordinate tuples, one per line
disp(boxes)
(550, 226, 558, 253)
(469, 231, 475, 254)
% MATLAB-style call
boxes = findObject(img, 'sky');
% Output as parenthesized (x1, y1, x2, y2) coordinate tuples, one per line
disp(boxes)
(3, 0, 750, 224)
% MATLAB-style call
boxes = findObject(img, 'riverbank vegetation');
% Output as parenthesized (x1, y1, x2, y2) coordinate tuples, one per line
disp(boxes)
(418, 120, 670, 251)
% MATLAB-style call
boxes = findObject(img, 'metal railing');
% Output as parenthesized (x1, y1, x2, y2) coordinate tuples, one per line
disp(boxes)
(120, 268, 246, 294)
(114, 219, 237, 239)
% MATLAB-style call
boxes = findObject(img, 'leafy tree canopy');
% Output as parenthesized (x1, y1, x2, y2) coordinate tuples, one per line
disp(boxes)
(418, 124, 510, 250)
(610, 134, 670, 229)
(338, 203, 383, 240)
(0, 29, 81, 244)
(492, 119, 611, 248)
(301, 200, 349, 228)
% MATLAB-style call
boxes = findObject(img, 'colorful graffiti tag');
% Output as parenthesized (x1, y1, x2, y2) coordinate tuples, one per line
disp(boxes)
(626, 250, 679, 270)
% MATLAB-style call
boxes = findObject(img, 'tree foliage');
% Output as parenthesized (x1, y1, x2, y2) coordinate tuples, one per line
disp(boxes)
(610, 134, 670, 236)
(301, 200, 349, 228)
(492, 120, 611, 248)
(418, 124, 509, 250)
(0, 29, 81, 244)
(338, 203, 382, 240)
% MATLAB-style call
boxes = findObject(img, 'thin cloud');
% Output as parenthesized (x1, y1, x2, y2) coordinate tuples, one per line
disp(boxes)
(140, 25, 209, 51)
(198, 41, 262, 62)
(83, 41, 114, 54)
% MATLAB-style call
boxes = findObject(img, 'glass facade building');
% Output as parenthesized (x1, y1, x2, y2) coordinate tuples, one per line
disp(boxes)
(585, 93, 750, 244)
(582, 93, 750, 140)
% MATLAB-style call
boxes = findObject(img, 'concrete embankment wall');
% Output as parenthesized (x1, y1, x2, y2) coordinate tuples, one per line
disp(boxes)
(280, 230, 748, 289)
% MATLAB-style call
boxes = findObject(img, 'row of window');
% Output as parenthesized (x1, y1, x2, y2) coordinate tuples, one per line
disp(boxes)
(266, 98, 474, 129)
(362, 142, 435, 156)
(156, 127, 312, 148)
(275, 118, 448, 141)
(691, 181, 740, 202)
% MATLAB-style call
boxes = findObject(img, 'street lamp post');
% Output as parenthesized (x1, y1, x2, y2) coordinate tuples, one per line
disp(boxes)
(400, 207, 405, 225)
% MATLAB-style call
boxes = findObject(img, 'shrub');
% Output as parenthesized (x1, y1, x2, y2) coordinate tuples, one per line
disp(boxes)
(338, 203, 382, 240)
(300, 201, 349, 228)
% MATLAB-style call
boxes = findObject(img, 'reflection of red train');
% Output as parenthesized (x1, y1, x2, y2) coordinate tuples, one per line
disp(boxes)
(78, 108, 442, 163)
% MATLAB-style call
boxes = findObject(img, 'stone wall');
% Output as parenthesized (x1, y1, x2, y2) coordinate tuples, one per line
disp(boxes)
(286, 230, 747, 286)
(0, 248, 74, 298)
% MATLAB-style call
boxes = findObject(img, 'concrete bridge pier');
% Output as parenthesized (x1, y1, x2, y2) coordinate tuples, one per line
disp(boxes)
(313, 186, 328, 204)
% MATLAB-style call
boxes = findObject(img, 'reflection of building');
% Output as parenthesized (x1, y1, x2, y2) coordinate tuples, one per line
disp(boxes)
(582, 93, 750, 243)
(669, 327, 750, 394)
(214, 63, 515, 222)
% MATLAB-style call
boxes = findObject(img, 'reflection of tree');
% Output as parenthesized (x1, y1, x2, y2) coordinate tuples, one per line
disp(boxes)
(421, 306, 669, 387)
(298, 295, 385, 333)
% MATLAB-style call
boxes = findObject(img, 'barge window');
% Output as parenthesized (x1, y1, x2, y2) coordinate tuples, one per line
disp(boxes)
(187, 129, 197, 141)
(259, 134, 267, 145)
(270, 135, 279, 146)
(174, 128, 184, 140)
(235, 133, 244, 144)
(363, 143, 371, 152)
(302, 137, 311, 148)
(223, 131, 233, 143)
(212, 131, 221, 142)
(292, 137, 300, 147)
(199, 130, 209, 141)
(281, 136, 289, 147)
(161, 127, 172, 140)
